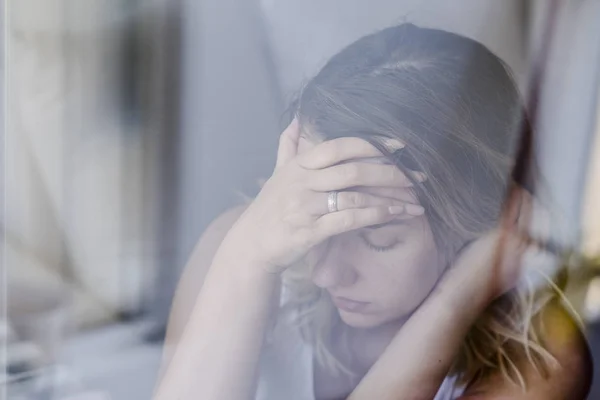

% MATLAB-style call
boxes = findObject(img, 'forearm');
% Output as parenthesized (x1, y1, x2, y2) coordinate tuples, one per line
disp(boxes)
(350, 268, 491, 400)
(154, 238, 278, 400)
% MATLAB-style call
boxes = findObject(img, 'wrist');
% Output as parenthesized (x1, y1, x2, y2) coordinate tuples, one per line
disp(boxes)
(215, 226, 280, 278)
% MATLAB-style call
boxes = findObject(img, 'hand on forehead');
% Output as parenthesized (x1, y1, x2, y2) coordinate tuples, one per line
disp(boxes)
(354, 186, 420, 205)
(297, 134, 420, 205)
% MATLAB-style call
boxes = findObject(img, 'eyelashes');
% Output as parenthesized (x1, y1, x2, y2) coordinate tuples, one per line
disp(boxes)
(359, 231, 402, 252)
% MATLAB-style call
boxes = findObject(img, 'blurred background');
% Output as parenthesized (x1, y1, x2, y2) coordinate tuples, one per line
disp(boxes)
(2, 0, 600, 399)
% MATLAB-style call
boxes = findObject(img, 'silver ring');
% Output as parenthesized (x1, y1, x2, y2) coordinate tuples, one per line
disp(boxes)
(327, 191, 339, 213)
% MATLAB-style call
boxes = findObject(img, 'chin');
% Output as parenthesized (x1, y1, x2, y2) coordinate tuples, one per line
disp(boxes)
(337, 309, 386, 329)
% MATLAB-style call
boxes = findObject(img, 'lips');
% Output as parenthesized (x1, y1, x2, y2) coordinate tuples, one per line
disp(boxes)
(331, 295, 370, 313)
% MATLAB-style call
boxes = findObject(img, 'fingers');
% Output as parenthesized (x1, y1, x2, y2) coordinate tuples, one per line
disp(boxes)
(313, 207, 399, 239)
(310, 191, 424, 216)
(517, 188, 534, 227)
(513, 188, 555, 254)
(503, 187, 534, 234)
(296, 137, 390, 169)
(353, 186, 420, 204)
(308, 162, 426, 191)
(275, 119, 301, 171)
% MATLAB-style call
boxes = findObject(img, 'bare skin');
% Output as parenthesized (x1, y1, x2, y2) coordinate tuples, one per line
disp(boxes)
(155, 121, 591, 400)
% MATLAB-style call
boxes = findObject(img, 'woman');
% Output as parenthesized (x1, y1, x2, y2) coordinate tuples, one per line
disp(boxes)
(156, 24, 591, 399)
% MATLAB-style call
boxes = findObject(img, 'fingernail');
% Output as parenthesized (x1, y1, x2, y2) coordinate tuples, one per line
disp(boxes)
(388, 205, 405, 214)
(413, 172, 427, 183)
(381, 138, 405, 152)
(405, 204, 425, 216)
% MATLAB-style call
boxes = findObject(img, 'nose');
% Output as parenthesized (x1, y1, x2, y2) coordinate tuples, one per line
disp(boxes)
(310, 238, 359, 290)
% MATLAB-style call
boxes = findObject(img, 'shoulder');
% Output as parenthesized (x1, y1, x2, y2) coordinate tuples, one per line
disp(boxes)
(199, 205, 249, 245)
(459, 301, 592, 399)
(178, 203, 248, 287)
(176, 204, 248, 289)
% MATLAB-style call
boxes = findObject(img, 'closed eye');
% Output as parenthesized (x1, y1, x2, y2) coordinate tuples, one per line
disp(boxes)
(359, 231, 401, 252)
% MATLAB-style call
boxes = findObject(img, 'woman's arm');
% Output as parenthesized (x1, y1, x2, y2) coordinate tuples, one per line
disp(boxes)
(161, 206, 247, 362)
(154, 213, 280, 400)
(350, 228, 592, 400)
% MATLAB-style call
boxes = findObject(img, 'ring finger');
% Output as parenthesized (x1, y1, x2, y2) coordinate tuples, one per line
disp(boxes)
(310, 190, 424, 217)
